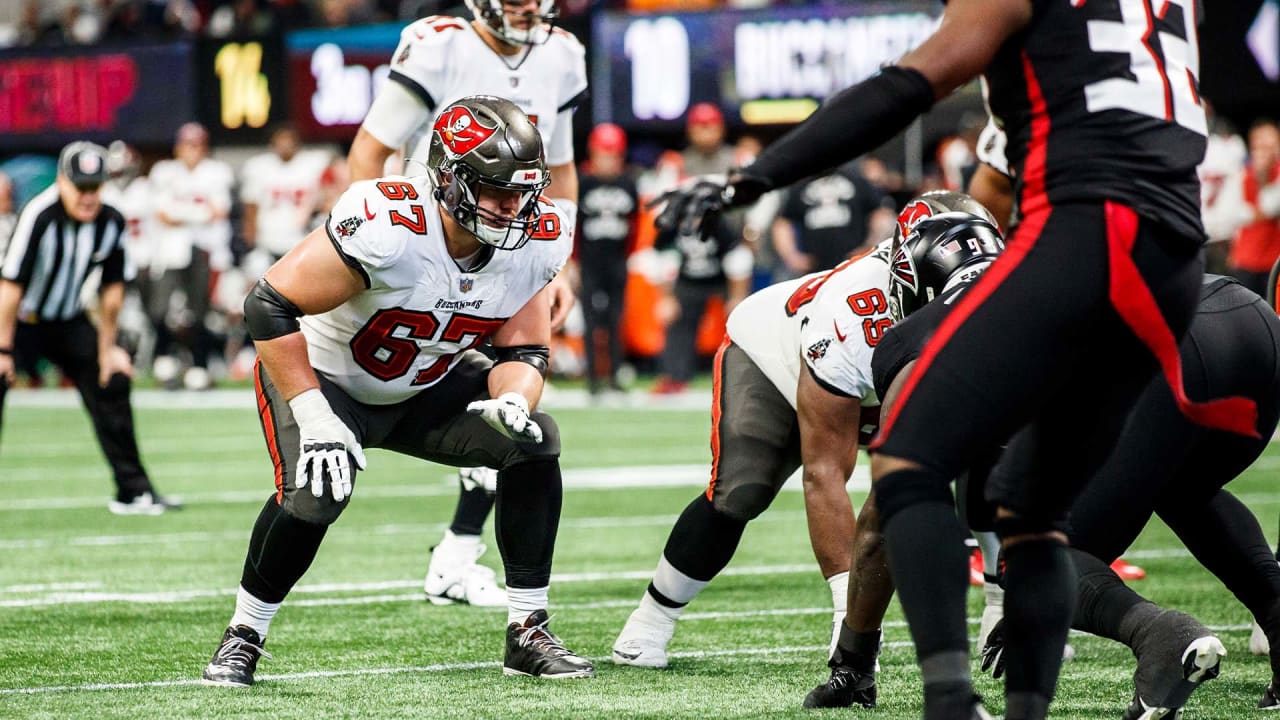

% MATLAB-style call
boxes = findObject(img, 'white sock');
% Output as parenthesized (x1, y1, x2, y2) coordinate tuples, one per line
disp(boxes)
(638, 589, 682, 624)
(229, 586, 281, 640)
(651, 555, 709, 606)
(437, 529, 481, 555)
(983, 580, 1005, 609)
(507, 586, 548, 626)
(974, 531, 1002, 577)
(826, 571, 850, 656)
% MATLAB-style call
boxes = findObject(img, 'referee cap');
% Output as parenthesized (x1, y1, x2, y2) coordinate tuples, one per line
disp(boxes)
(58, 141, 109, 189)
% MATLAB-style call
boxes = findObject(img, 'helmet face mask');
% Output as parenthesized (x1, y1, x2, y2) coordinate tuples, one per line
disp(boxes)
(464, 0, 559, 46)
(427, 96, 550, 251)
(887, 194, 1006, 322)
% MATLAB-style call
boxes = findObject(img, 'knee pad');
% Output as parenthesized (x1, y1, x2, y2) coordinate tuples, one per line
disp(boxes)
(874, 468, 954, 526)
(711, 482, 776, 523)
(281, 490, 347, 526)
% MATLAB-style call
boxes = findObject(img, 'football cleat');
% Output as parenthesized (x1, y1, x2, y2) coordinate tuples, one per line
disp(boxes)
(109, 492, 183, 516)
(802, 666, 877, 709)
(424, 541, 507, 607)
(1111, 558, 1147, 581)
(1259, 678, 1280, 710)
(1122, 611, 1225, 720)
(201, 625, 271, 687)
(612, 607, 676, 668)
(504, 610, 595, 679)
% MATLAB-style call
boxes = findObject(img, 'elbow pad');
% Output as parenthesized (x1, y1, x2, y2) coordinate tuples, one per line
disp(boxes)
(494, 344, 550, 378)
(245, 278, 303, 341)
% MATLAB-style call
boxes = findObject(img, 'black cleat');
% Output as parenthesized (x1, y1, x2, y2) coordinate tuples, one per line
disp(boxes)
(201, 625, 271, 687)
(1259, 678, 1280, 710)
(1121, 611, 1225, 720)
(504, 610, 594, 679)
(803, 665, 876, 709)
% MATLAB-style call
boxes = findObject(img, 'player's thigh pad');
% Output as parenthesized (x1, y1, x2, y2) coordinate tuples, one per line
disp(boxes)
(707, 342, 801, 522)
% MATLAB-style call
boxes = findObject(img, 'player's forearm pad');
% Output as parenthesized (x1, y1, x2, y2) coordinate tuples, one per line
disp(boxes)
(494, 344, 551, 377)
(748, 65, 935, 191)
(245, 278, 304, 341)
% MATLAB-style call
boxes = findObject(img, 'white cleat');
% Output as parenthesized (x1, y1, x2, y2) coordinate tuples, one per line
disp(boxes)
(612, 608, 675, 668)
(1253, 620, 1272, 656)
(424, 543, 508, 607)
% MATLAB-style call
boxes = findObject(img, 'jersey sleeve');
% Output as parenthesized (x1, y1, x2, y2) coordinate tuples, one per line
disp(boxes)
(798, 295, 879, 401)
(324, 181, 409, 288)
(239, 156, 265, 204)
(535, 198, 574, 283)
(545, 33, 588, 167)
(385, 17, 464, 115)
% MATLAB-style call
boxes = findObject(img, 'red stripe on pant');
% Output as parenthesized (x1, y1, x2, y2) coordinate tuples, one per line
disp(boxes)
(871, 207, 1052, 451)
(253, 358, 286, 501)
(704, 336, 731, 502)
(1103, 201, 1260, 438)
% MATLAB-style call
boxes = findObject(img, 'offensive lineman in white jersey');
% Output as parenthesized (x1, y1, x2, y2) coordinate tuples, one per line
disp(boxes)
(348, 0, 588, 609)
(202, 96, 593, 686)
(612, 193, 993, 670)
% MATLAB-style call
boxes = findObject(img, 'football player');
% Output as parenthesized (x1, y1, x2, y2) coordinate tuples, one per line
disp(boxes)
(240, 125, 330, 263)
(653, 2, 1258, 716)
(348, 0, 587, 608)
(610, 191, 999, 670)
(201, 97, 593, 686)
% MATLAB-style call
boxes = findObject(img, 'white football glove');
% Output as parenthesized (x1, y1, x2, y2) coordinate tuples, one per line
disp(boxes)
(466, 392, 543, 444)
(289, 389, 367, 503)
(459, 466, 499, 495)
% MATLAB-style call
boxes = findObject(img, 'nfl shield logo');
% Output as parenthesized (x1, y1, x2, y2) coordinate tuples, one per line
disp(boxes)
(459, 277, 474, 293)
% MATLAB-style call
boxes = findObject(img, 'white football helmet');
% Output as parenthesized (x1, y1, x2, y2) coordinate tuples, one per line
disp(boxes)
(464, 0, 558, 46)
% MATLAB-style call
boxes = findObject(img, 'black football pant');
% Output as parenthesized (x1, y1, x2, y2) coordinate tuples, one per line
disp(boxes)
(873, 202, 1211, 717)
(150, 248, 212, 368)
(0, 315, 152, 501)
(581, 265, 627, 388)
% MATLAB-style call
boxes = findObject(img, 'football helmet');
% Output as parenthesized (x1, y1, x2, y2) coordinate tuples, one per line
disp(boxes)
(427, 95, 550, 251)
(464, 0, 559, 46)
(887, 192, 1005, 322)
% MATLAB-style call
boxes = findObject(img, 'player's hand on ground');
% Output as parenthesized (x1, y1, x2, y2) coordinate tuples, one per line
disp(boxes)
(288, 389, 367, 502)
(979, 618, 1006, 679)
(467, 392, 542, 444)
(98, 346, 135, 387)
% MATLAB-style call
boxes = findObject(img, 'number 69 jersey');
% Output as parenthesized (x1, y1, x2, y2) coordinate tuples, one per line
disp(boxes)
(301, 176, 570, 405)
(725, 240, 894, 410)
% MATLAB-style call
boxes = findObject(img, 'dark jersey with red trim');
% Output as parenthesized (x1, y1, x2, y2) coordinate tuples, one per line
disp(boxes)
(985, 0, 1206, 243)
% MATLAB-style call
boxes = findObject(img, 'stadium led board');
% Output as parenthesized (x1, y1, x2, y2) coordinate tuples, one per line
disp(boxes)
(285, 24, 401, 142)
(0, 43, 195, 150)
(591, 1, 941, 130)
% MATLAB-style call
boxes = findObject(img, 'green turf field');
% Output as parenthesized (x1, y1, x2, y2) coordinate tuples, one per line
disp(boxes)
(2, 394, 1278, 719)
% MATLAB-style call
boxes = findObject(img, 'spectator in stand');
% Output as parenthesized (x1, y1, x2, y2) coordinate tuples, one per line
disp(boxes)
(1219, 119, 1280, 297)
(1200, 109, 1248, 275)
(147, 122, 234, 390)
(240, 125, 329, 263)
(206, 0, 278, 37)
(770, 160, 888, 279)
(577, 123, 638, 395)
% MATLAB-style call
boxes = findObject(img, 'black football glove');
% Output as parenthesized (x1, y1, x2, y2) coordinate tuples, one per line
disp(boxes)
(649, 168, 774, 237)
(979, 618, 1006, 679)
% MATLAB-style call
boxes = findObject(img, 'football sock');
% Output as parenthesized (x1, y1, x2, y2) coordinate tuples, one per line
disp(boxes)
(507, 586, 549, 626)
(449, 476, 495, 537)
(1072, 548, 1142, 641)
(495, 459, 561, 589)
(827, 571, 849, 614)
(648, 555, 708, 613)
(975, 530, 1002, 577)
(1002, 538, 1076, 712)
(434, 528, 481, 561)
(229, 585, 281, 640)
(240, 497, 328, 604)
(661, 494, 747, 582)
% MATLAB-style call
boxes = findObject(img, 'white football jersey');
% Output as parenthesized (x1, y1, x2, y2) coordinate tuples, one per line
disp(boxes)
(147, 157, 235, 272)
(240, 150, 331, 257)
(726, 240, 894, 409)
(363, 15, 587, 168)
(104, 176, 155, 271)
(302, 175, 571, 405)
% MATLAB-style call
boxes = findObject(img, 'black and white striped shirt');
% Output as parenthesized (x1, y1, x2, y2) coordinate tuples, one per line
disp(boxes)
(0, 185, 134, 323)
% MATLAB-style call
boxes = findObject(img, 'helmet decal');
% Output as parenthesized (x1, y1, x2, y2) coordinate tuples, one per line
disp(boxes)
(896, 200, 933, 241)
(433, 107, 497, 157)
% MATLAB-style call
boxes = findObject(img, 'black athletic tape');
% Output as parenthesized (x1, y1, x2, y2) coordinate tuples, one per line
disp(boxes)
(245, 278, 303, 341)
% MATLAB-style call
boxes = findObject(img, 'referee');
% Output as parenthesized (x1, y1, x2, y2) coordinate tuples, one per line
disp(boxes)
(0, 142, 178, 515)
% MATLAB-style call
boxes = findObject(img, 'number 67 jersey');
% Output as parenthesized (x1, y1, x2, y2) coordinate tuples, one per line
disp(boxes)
(725, 240, 894, 410)
(301, 176, 570, 405)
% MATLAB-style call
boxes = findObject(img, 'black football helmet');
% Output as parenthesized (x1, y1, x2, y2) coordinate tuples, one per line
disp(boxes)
(887, 192, 1005, 322)
(427, 95, 550, 251)
(464, 0, 559, 46)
